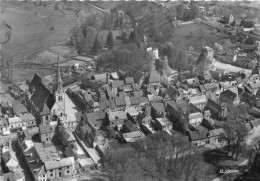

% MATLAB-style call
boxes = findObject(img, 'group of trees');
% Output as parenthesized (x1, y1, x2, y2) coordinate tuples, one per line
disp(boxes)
(102, 132, 215, 181)
(222, 104, 249, 160)
(176, 4, 201, 21)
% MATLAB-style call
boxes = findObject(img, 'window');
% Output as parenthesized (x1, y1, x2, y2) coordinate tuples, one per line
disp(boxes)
(42, 175, 45, 178)
(45, 116, 48, 120)
(67, 170, 70, 174)
(50, 173, 53, 177)
(67, 166, 70, 169)
(59, 172, 62, 177)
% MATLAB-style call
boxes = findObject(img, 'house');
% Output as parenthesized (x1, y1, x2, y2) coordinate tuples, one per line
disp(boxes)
(129, 96, 141, 107)
(111, 80, 124, 90)
(219, 90, 239, 106)
(199, 85, 206, 94)
(2, 147, 20, 172)
(151, 103, 165, 118)
(220, 81, 237, 91)
(148, 94, 163, 104)
(189, 112, 203, 126)
(2, 169, 25, 181)
(140, 97, 149, 106)
(148, 71, 161, 85)
(125, 107, 139, 122)
(114, 96, 126, 109)
(125, 77, 134, 85)
(8, 117, 23, 131)
(123, 85, 133, 93)
(208, 128, 226, 146)
(137, 111, 152, 126)
(204, 99, 227, 120)
(107, 111, 127, 130)
(44, 157, 75, 180)
(39, 125, 55, 144)
(204, 83, 220, 93)
(58, 127, 76, 146)
(250, 106, 260, 117)
(164, 100, 176, 112)
(122, 120, 139, 133)
(17, 138, 44, 181)
(20, 114, 36, 128)
(78, 158, 95, 172)
(63, 112, 81, 132)
(0, 117, 10, 135)
(236, 77, 244, 88)
(189, 95, 207, 111)
(154, 117, 172, 131)
(249, 82, 260, 95)
(188, 129, 209, 146)
(11, 100, 28, 115)
(162, 86, 178, 100)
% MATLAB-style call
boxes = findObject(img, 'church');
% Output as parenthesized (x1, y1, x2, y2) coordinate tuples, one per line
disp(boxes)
(26, 55, 66, 126)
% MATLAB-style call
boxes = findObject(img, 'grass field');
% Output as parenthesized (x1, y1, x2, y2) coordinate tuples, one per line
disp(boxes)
(1, 1, 77, 82)
(171, 23, 224, 52)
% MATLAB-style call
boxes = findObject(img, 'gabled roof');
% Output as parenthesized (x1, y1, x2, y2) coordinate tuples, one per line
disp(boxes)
(115, 96, 126, 107)
(189, 130, 208, 141)
(123, 120, 138, 132)
(111, 80, 124, 88)
(130, 96, 141, 106)
(208, 128, 225, 137)
(190, 95, 207, 105)
(125, 77, 134, 85)
(45, 157, 74, 170)
(31, 73, 42, 90)
(30, 82, 55, 114)
(123, 85, 133, 92)
(149, 71, 160, 83)
(39, 125, 54, 135)
(93, 73, 107, 83)
(151, 103, 165, 114)
(12, 100, 28, 114)
(8, 117, 22, 124)
(40, 103, 51, 116)
(204, 99, 222, 113)
(20, 114, 35, 122)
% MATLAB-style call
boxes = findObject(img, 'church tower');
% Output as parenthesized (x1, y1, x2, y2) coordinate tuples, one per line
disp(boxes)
(54, 54, 65, 117)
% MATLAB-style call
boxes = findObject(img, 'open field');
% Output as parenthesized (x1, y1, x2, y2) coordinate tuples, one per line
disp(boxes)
(1, 1, 77, 82)
(171, 23, 223, 51)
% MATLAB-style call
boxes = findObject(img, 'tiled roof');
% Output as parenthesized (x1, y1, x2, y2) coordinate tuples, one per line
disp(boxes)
(148, 94, 162, 102)
(208, 128, 225, 137)
(93, 73, 107, 83)
(130, 96, 141, 106)
(20, 114, 35, 122)
(111, 80, 124, 88)
(140, 97, 149, 104)
(8, 117, 22, 124)
(219, 90, 236, 103)
(31, 73, 42, 90)
(30, 81, 55, 114)
(108, 111, 127, 121)
(123, 85, 133, 92)
(204, 99, 222, 113)
(156, 117, 172, 126)
(189, 130, 208, 141)
(45, 157, 74, 170)
(190, 95, 207, 105)
(12, 100, 28, 114)
(39, 125, 54, 134)
(189, 112, 203, 120)
(125, 77, 134, 85)
(151, 103, 165, 114)
(123, 120, 138, 132)
(149, 71, 160, 83)
(115, 96, 126, 107)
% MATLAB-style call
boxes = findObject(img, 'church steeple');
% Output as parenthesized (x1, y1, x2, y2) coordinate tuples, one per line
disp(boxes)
(56, 54, 63, 93)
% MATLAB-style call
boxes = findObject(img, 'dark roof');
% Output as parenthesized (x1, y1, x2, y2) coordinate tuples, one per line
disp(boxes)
(165, 100, 176, 110)
(189, 130, 208, 141)
(176, 98, 189, 112)
(115, 96, 126, 107)
(130, 96, 141, 106)
(140, 97, 149, 104)
(39, 125, 54, 134)
(204, 99, 222, 113)
(219, 90, 236, 103)
(125, 77, 134, 85)
(149, 71, 160, 83)
(31, 73, 42, 90)
(30, 82, 55, 114)
(164, 86, 177, 99)
(111, 80, 124, 88)
(151, 103, 165, 114)
(123, 120, 138, 132)
(22, 146, 43, 171)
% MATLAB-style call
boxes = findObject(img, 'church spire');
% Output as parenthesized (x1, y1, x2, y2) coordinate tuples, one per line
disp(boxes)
(57, 54, 63, 93)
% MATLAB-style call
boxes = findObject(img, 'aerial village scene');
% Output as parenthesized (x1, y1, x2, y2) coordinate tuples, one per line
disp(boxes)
(1, 0, 260, 181)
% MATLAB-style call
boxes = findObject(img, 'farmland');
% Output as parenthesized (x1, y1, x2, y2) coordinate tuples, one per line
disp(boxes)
(1, 1, 77, 82)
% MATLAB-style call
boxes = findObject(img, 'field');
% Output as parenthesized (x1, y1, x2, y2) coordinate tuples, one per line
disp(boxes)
(171, 23, 224, 52)
(1, 1, 77, 82)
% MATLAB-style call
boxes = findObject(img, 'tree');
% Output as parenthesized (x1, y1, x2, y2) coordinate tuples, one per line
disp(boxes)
(176, 4, 185, 20)
(92, 32, 102, 54)
(54, 3, 58, 10)
(245, 37, 255, 45)
(106, 31, 114, 50)
(81, 24, 87, 38)
(189, 4, 201, 20)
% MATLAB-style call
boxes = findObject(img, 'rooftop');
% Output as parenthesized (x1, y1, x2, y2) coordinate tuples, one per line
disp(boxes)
(45, 157, 74, 170)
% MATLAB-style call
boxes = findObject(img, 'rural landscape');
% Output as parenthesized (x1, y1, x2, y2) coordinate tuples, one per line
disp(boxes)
(1, 0, 260, 181)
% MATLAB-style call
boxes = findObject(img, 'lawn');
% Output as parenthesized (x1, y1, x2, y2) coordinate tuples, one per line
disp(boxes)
(1, 1, 77, 82)
(171, 23, 224, 52)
